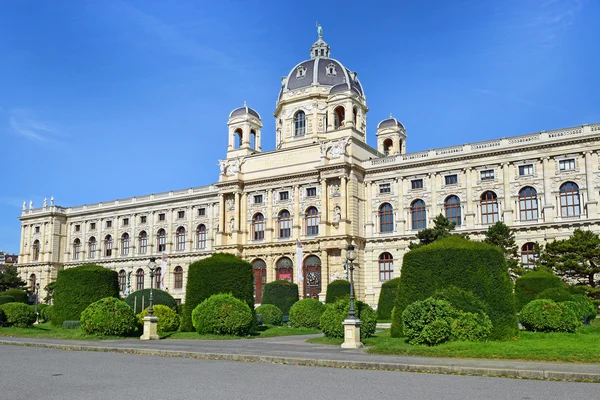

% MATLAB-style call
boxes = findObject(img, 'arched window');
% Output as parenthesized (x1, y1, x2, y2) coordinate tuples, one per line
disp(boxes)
(334, 106, 345, 129)
(29, 273, 37, 291)
(444, 195, 461, 226)
(252, 213, 265, 240)
(136, 268, 144, 290)
(154, 267, 162, 288)
(519, 187, 538, 221)
(196, 224, 207, 249)
(138, 231, 147, 254)
(276, 257, 294, 282)
(118, 270, 126, 292)
(521, 242, 537, 269)
(294, 111, 306, 136)
(480, 191, 499, 224)
(104, 235, 113, 257)
(121, 233, 130, 256)
(379, 253, 393, 282)
(72, 238, 81, 260)
(176, 227, 186, 251)
(174, 266, 183, 289)
(305, 207, 319, 236)
(32, 240, 40, 261)
(88, 237, 97, 258)
(278, 210, 291, 238)
(410, 199, 426, 230)
(353, 106, 358, 125)
(383, 138, 393, 156)
(235, 128, 243, 148)
(252, 259, 267, 303)
(379, 203, 394, 233)
(560, 182, 580, 217)
(250, 129, 256, 149)
(157, 229, 166, 252)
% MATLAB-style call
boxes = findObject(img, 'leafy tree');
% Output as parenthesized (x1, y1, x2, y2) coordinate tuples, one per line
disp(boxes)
(0, 267, 26, 291)
(43, 282, 56, 305)
(539, 229, 600, 288)
(409, 214, 456, 250)
(483, 221, 524, 278)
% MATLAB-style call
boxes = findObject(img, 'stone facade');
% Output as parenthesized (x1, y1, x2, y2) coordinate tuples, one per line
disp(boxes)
(17, 32, 600, 307)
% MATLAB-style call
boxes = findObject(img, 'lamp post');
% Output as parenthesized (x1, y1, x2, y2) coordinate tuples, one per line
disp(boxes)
(147, 257, 156, 317)
(34, 283, 40, 324)
(341, 243, 363, 349)
(140, 257, 159, 340)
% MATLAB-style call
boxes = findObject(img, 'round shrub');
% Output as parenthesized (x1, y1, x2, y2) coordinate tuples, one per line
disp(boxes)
(402, 298, 453, 345)
(289, 298, 325, 329)
(514, 269, 563, 311)
(450, 311, 493, 342)
(261, 280, 299, 316)
(0, 307, 5, 325)
(0, 302, 36, 327)
(571, 294, 597, 324)
(376, 277, 400, 320)
(536, 287, 574, 303)
(182, 254, 254, 332)
(0, 295, 15, 305)
(52, 264, 119, 326)
(519, 299, 580, 333)
(80, 297, 138, 336)
(255, 304, 283, 326)
(325, 280, 351, 304)
(432, 286, 489, 316)
(126, 289, 177, 315)
(4, 289, 28, 304)
(192, 293, 253, 336)
(37, 303, 48, 321)
(41, 305, 54, 323)
(138, 304, 180, 333)
(319, 298, 376, 339)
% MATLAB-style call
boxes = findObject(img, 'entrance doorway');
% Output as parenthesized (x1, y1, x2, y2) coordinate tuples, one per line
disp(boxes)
(303, 255, 321, 299)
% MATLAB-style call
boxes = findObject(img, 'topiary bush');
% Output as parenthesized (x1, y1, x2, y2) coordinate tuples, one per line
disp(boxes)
(3, 289, 28, 304)
(192, 293, 253, 336)
(37, 304, 48, 322)
(514, 269, 563, 311)
(391, 236, 517, 341)
(0, 307, 5, 326)
(432, 286, 489, 315)
(41, 305, 54, 323)
(401, 298, 454, 345)
(319, 298, 377, 339)
(52, 264, 119, 326)
(126, 289, 177, 315)
(0, 302, 36, 327)
(261, 280, 299, 316)
(536, 287, 574, 303)
(0, 295, 15, 305)
(289, 298, 326, 329)
(255, 304, 283, 326)
(182, 254, 254, 332)
(450, 311, 493, 342)
(80, 297, 138, 336)
(325, 280, 351, 304)
(377, 277, 400, 320)
(570, 294, 597, 324)
(519, 299, 580, 333)
(137, 304, 180, 333)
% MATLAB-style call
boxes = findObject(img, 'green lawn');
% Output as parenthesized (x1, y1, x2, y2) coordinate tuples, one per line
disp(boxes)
(308, 319, 600, 363)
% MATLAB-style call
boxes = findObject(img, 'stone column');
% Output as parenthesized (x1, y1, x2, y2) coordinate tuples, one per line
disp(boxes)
(542, 157, 555, 222)
(464, 168, 475, 228)
(340, 176, 348, 234)
(216, 194, 225, 246)
(233, 192, 241, 243)
(585, 151, 598, 218)
(365, 181, 373, 236)
(502, 163, 514, 225)
(319, 249, 329, 302)
(294, 185, 301, 237)
(266, 189, 274, 242)
(256, 129, 262, 152)
(320, 179, 328, 236)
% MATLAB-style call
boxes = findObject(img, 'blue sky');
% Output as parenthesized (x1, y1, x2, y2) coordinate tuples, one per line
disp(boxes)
(1, 0, 598, 254)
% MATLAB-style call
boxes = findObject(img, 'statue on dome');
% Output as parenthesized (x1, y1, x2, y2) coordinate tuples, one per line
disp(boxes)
(316, 22, 323, 38)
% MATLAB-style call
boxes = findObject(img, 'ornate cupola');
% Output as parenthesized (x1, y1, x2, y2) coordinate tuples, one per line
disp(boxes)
(310, 23, 330, 59)
(226, 102, 263, 158)
(376, 114, 407, 156)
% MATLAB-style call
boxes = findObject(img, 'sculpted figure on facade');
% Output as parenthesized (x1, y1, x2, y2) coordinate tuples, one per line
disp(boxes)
(29, 200, 33, 210)
(43, 198, 47, 208)
(22, 201, 26, 211)
(329, 137, 349, 159)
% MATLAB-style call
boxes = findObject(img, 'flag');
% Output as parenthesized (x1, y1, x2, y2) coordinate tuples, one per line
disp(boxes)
(160, 252, 167, 290)
(295, 238, 303, 283)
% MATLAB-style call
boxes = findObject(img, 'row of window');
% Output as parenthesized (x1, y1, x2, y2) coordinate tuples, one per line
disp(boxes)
(118, 266, 184, 291)
(377, 182, 581, 232)
(293, 106, 358, 136)
(71, 209, 209, 233)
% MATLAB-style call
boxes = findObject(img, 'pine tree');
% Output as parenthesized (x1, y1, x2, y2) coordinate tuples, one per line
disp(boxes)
(483, 221, 524, 278)
(0, 267, 27, 291)
(409, 214, 456, 249)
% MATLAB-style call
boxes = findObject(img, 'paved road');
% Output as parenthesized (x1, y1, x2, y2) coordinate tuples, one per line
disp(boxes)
(1, 345, 597, 400)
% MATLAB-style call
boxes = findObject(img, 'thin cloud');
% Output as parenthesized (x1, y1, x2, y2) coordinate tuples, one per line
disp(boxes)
(8, 110, 64, 142)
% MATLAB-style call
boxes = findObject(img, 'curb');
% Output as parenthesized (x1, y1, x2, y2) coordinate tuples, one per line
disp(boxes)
(2, 339, 599, 382)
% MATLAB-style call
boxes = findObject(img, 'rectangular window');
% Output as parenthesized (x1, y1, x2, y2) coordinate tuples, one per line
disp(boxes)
(198, 208, 206, 216)
(519, 164, 534, 176)
(279, 191, 289, 201)
(140, 216, 147, 224)
(379, 183, 391, 194)
(122, 218, 129, 226)
(35, 226, 40, 233)
(106, 220, 112, 228)
(159, 213, 166, 221)
(559, 159, 575, 171)
(90, 222, 96, 230)
(445, 175, 458, 185)
(306, 187, 317, 197)
(411, 179, 423, 190)
(177, 211, 185, 219)
(481, 170, 494, 181)
(254, 195, 263, 204)
(75, 224, 81, 232)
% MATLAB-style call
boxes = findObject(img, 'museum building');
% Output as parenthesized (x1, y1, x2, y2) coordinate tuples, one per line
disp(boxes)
(16, 30, 600, 306)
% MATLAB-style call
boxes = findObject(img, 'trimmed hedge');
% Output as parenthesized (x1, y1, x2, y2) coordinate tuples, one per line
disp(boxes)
(255, 304, 283, 326)
(319, 298, 377, 339)
(192, 293, 253, 336)
(261, 280, 299, 316)
(80, 297, 138, 336)
(325, 280, 351, 304)
(432, 286, 489, 315)
(52, 264, 119, 326)
(571, 294, 597, 323)
(181, 254, 254, 332)
(0, 295, 15, 305)
(402, 298, 454, 345)
(391, 236, 517, 341)
(377, 277, 400, 320)
(536, 287, 574, 303)
(4, 289, 28, 304)
(519, 299, 580, 333)
(0, 302, 36, 327)
(126, 289, 177, 315)
(41, 305, 54, 323)
(289, 298, 326, 329)
(514, 270, 563, 311)
(138, 304, 180, 332)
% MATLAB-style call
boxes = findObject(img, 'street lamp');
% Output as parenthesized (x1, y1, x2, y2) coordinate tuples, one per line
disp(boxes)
(147, 257, 156, 317)
(34, 282, 40, 324)
(341, 243, 363, 349)
(346, 244, 357, 320)
(140, 257, 159, 340)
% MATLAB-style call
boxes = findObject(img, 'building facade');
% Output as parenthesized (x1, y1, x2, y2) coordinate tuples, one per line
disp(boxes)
(17, 31, 600, 306)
